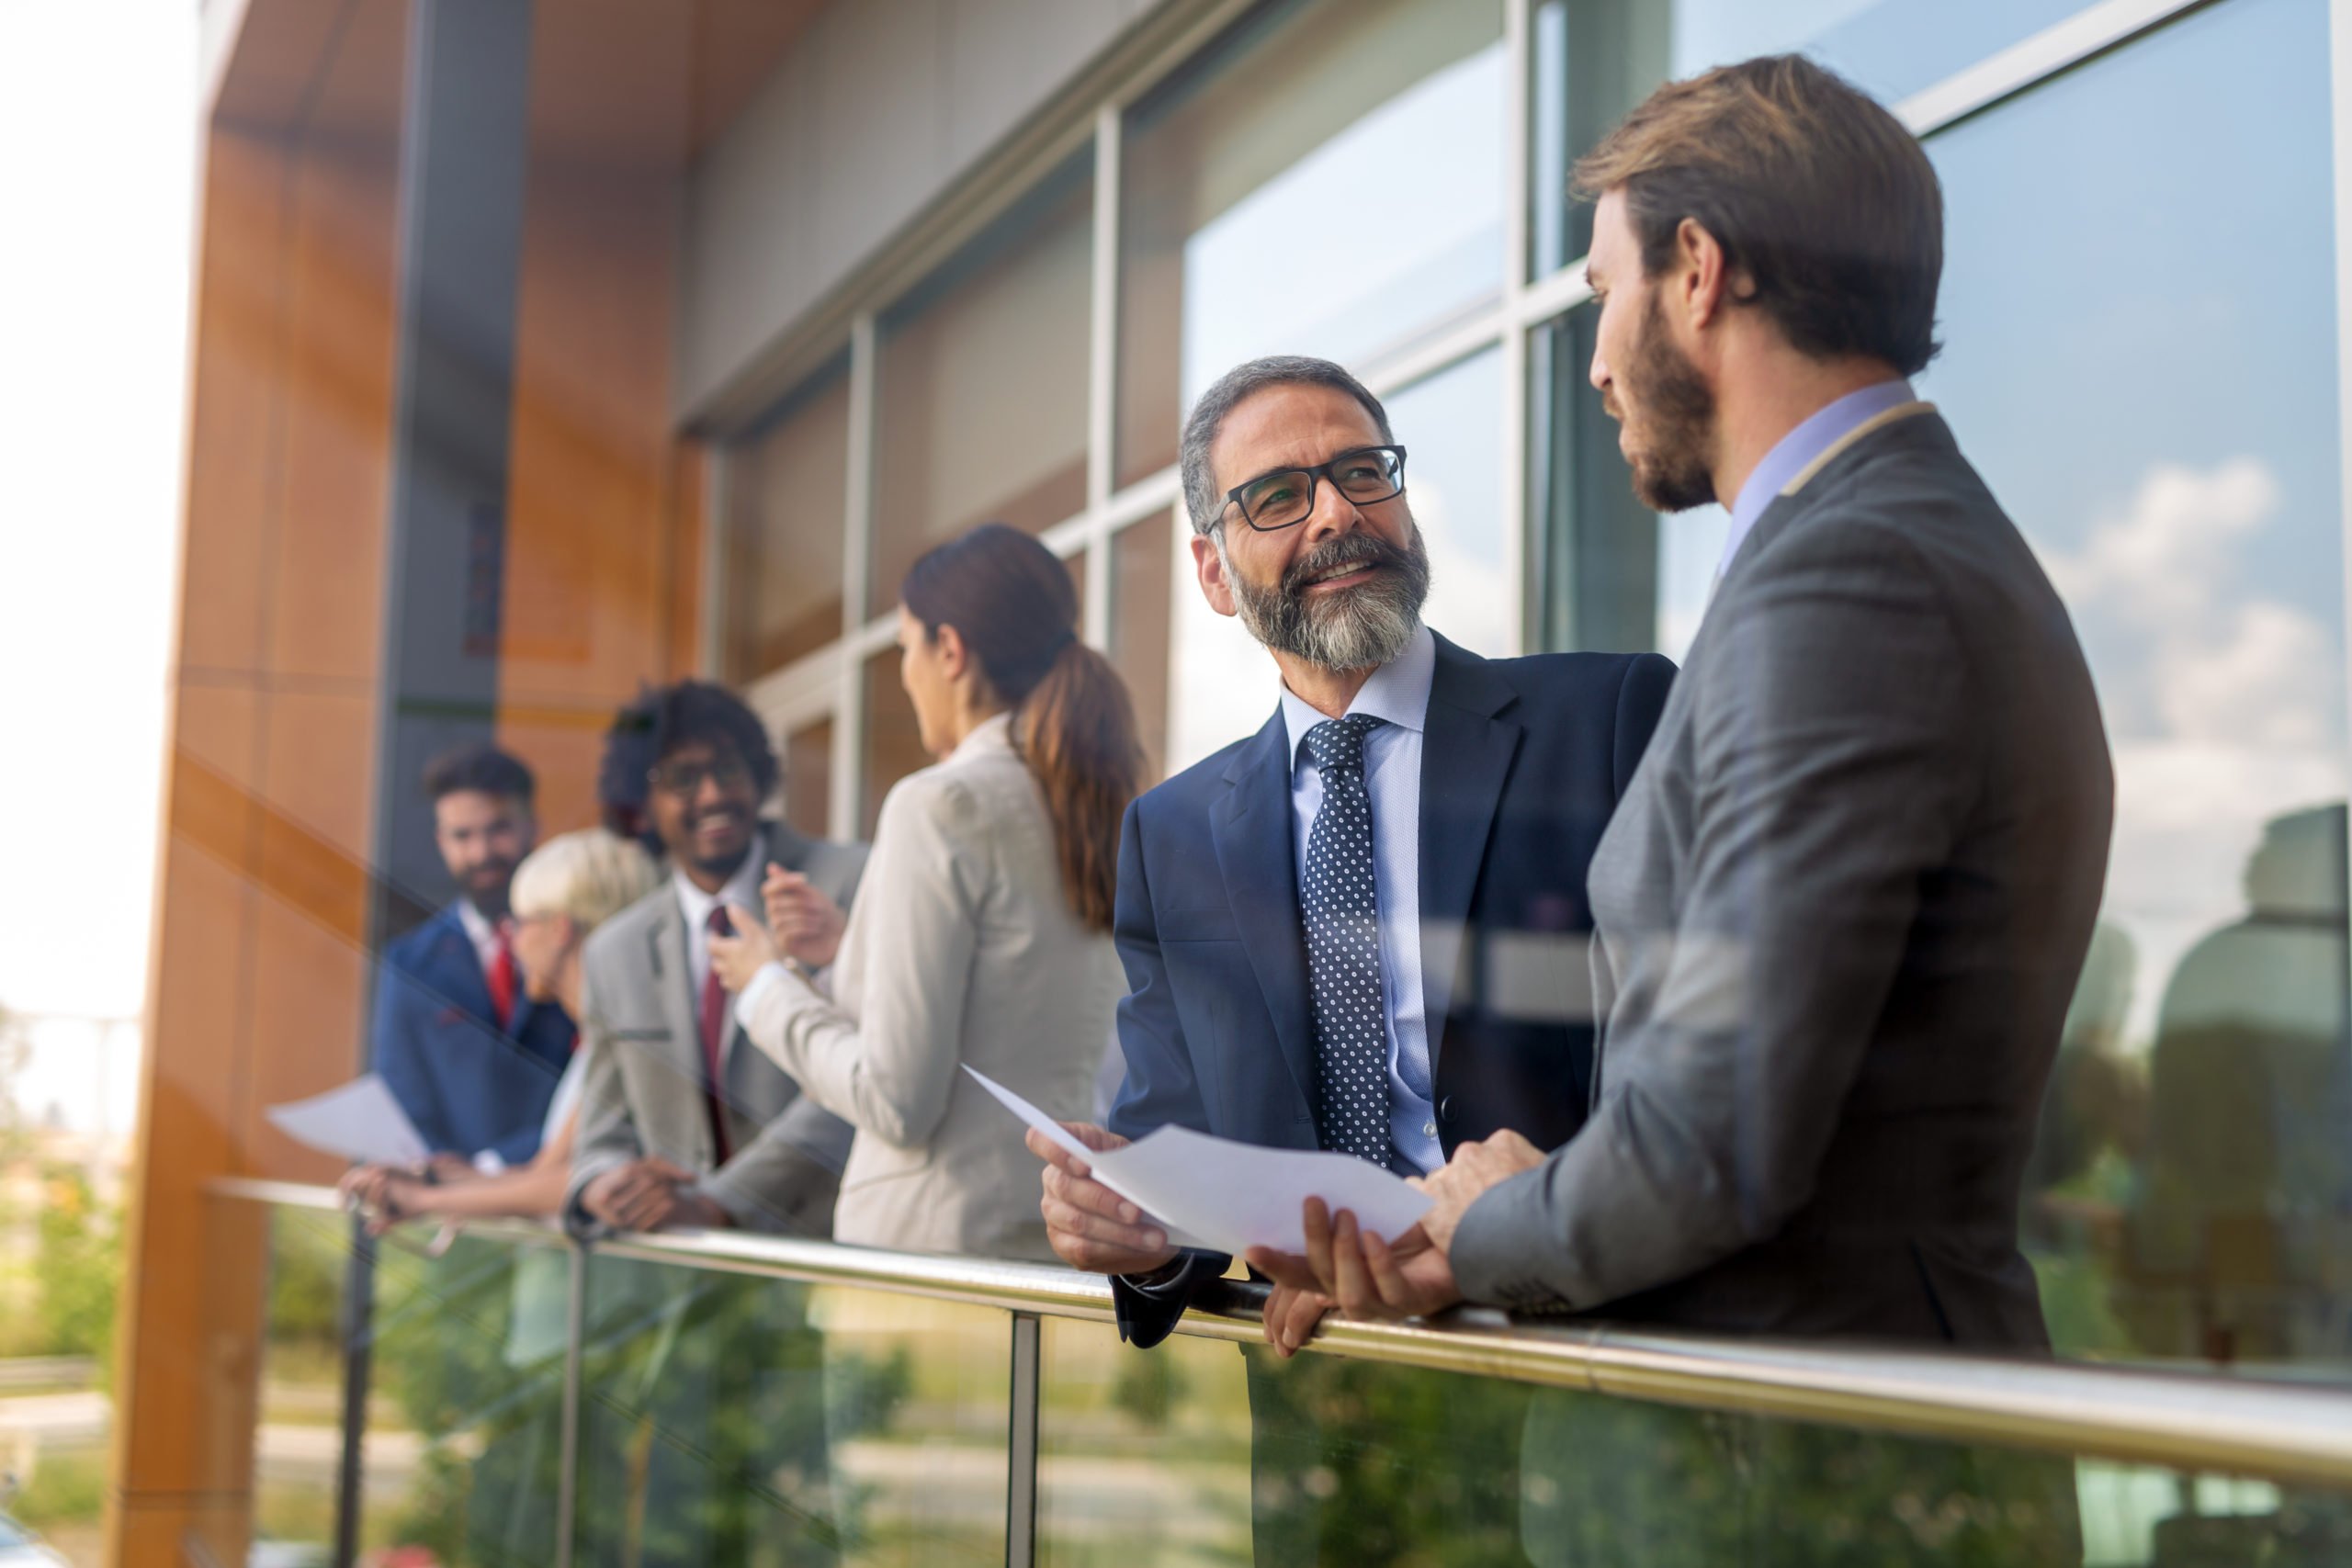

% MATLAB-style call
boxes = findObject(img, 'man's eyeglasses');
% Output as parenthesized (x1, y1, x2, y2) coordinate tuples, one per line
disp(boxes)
(1224, 446, 1407, 532)
(649, 755, 752, 796)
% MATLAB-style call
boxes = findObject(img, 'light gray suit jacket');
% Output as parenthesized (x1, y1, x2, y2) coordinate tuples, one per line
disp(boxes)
(1452, 405, 2113, 1348)
(566, 823, 868, 1236)
(739, 716, 1124, 1260)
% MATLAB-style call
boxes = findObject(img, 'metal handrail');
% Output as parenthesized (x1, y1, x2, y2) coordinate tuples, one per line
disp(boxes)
(209, 1177, 2352, 1489)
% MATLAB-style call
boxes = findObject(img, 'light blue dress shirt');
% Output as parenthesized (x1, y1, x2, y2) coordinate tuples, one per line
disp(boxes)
(1277, 623, 1444, 1173)
(1717, 379, 1918, 581)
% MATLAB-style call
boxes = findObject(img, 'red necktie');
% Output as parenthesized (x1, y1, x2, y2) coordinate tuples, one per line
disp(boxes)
(699, 907, 735, 1164)
(487, 919, 519, 1031)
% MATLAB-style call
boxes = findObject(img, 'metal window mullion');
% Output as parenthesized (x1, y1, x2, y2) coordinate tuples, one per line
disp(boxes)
(833, 313, 877, 842)
(1501, 0, 1533, 657)
(1085, 105, 1123, 651)
(2330, 0, 2352, 941)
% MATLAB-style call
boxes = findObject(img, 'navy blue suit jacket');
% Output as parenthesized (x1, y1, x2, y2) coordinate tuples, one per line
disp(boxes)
(1106, 632, 1674, 1342)
(372, 902, 577, 1166)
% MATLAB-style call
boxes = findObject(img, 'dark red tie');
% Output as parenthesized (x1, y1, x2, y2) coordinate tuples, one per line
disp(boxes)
(487, 919, 519, 1031)
(699, 907, 735, 1164)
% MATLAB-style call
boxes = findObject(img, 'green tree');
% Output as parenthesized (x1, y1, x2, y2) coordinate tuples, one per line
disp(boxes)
(33, 1162, 121, 1363)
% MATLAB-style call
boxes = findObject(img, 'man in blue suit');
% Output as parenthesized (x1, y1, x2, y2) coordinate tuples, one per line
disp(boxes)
(1030, 354, 1674, 1355)
(374, 744, 576, 1167)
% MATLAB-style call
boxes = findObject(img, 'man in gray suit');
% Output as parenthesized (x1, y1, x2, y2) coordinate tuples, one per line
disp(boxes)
(1295, 55, 2112, 1352)
(568, 680, 867, 1236)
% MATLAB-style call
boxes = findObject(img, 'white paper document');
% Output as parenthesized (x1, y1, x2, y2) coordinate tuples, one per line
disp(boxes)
(966, 1065, 1431, 1256)
(266, 1074, 431, 1167)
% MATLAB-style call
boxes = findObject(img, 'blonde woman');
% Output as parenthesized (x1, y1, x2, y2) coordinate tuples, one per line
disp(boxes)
(345, 828, 661, 1227)
(710, 523, 1141, 1260)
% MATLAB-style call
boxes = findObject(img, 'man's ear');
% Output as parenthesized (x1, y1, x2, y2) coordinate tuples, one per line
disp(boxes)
(1192, 531, 1238, 619)
(1676, 216, 1731, 331)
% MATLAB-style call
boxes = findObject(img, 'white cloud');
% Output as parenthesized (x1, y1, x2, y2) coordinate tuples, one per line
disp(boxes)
(2040, 456, 2337, 750)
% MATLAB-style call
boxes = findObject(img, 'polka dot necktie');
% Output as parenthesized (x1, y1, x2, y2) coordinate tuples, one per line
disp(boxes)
(1301, 714, 1394, 1168)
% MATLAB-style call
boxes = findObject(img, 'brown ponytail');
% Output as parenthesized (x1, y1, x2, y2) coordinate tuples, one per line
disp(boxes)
(900, 524, 1143, 931)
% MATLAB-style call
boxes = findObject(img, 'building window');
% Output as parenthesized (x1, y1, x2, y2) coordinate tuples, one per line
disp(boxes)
(721, 357, 848, 682)
(869, 147, 1093, 621)
(1115, 0, 1509, 489)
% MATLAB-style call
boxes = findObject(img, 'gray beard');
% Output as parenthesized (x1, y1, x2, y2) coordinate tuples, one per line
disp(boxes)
(1221, 523, 1431, 673)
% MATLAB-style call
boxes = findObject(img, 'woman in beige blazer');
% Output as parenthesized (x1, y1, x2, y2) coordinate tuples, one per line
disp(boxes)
(710, 523, 1142, 1260)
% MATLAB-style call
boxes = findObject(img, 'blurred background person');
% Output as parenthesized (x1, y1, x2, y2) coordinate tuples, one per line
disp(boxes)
(373, 743, 575, 1168)
(2130, 802, 2352, 1364)
(712, 523, 1140, 1260)
(345, 827, 661, 1230)
(567, 679, 867, 1236)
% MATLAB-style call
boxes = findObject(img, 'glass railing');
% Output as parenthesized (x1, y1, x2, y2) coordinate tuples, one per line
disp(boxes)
(201, 1179, 2352, 1567)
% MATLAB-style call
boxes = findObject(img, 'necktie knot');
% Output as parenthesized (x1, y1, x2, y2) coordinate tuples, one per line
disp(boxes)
(1303, 713, 1384, 778)
(707, 905, 734, 937)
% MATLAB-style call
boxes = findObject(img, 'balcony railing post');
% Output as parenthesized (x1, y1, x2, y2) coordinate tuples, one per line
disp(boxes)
(1006, 1311, 1042, 1567)
(332, 1220, 376, 1568)
(553, 1237, 589, 1568)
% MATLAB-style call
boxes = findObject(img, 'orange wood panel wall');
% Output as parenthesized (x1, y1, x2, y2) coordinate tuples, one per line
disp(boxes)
(109, 106, 406, 1564)
(111, 10, 712, 1563)
(497, 160, 706, 829)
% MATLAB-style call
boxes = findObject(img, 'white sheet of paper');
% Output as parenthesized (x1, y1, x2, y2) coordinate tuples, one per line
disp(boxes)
(266, 1074, 431, 1167)
(967, 1065, 1431, 1256)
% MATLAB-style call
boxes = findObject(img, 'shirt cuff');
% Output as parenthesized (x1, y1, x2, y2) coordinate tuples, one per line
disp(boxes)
(736, 961, 791, 1020)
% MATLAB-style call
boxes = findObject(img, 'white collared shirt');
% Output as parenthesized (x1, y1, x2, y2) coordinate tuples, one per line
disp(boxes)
(1276, 623, 1443, 1173)
(674, 843, 766, 1003)
(455, 898, 504, 981)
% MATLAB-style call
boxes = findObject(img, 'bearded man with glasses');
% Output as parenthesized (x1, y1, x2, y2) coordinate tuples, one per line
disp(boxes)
(1025, 352, 1675, 1561)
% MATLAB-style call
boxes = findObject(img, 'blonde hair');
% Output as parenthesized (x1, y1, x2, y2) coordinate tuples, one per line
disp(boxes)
(510, 829, 661, 932)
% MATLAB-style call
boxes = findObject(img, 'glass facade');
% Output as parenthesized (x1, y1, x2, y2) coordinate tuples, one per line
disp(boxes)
(708, 0, 2352, 1381)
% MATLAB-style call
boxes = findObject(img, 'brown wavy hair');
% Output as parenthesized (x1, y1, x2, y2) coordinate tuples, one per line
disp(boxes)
(900, 524, 1142, 931)
(1574, 53, 1943, 376)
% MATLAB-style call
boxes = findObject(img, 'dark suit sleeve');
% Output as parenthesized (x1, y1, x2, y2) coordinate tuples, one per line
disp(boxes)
(370, 948, 450, 1156)
(1611, 651, 1677, 796)
(1453, 521, 1973, 1311)
(1103, 800, 1231, 1348)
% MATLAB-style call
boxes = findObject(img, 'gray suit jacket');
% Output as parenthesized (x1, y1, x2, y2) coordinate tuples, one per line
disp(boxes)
(1452, 404, 2113, 1348)
(566, 823, 869, 1236)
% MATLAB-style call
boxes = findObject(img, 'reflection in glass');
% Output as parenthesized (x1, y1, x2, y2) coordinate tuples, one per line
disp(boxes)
(862, 645, 928, 840)
(1383, 346, 1510, 657)
(572, 1254, 1010, 1566)
(725, 360, 849, 682)
(1528, 305, 1678, 656)
(250, 1206, 349, 1564)
(1116, 0, 1506, 487)
(1110, 512, 1176, 785)
(357, 1229, 571, 1565)
(1529, 0, 2098, 276)
(871, 150, 1092, 619)
(783, 716, 834, 840)
(1915, 0, 2348, 1371)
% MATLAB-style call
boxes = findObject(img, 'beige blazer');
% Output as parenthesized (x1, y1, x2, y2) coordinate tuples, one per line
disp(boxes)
(738, 715, 1123, 1260)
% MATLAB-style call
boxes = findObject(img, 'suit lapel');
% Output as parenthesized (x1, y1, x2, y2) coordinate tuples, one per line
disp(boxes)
(1211, 710, 1319, 1111)
(647, 896, 711, 1161)
(1418, 637, 1522, 1068)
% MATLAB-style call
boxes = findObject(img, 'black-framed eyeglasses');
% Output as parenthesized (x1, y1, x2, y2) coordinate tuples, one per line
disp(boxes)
(649, 755, 752, 796)
(1223, 445, 1408, 532)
